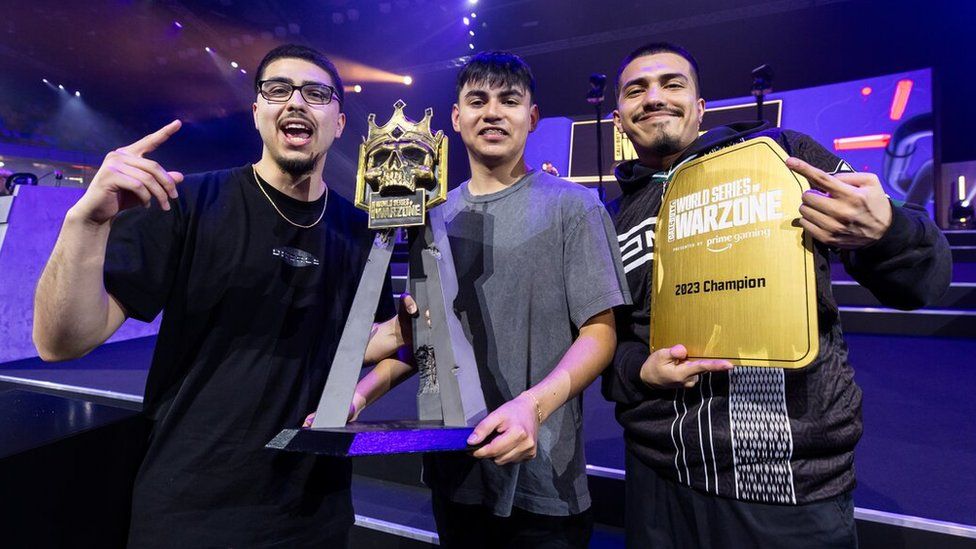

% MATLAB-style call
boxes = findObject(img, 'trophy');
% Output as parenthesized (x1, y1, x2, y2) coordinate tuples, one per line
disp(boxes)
(650, 137, 819, 368)
(267, 101, 487, 456)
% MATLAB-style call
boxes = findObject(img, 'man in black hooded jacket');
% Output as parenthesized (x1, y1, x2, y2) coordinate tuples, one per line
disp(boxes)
(602, 42, 952, 548)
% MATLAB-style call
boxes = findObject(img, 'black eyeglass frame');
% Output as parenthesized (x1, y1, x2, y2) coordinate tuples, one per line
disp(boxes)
(256, 80, 341, 106)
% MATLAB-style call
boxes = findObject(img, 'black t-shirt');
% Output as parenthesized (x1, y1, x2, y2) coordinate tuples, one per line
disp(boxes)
(105, 165, 393, 547)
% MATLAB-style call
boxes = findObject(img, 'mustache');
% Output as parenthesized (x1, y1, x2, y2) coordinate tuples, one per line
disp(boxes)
(279, 112, 316, 128)
(633, 107, 683, 123)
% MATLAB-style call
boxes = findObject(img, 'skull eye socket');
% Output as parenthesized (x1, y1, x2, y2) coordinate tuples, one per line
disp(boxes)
(401, 146, 429, 165)
(370, 149, 393, 166)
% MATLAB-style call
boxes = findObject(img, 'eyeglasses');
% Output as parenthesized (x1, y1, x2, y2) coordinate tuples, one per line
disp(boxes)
(257, 80, 340, 106)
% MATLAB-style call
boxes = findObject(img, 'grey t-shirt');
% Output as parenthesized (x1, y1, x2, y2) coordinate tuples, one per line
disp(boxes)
(423, 170, 631, 517)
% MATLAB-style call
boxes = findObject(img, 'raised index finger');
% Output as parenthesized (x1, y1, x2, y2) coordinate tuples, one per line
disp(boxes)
(121, 120, 182, 157)
(786, 157, 851, 197)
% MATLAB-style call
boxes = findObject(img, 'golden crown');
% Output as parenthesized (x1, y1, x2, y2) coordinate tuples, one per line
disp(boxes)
(363, 100, 444, 152)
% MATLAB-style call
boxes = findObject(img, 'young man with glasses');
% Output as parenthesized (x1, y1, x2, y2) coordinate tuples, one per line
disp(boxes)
(33, 44, 405, 547)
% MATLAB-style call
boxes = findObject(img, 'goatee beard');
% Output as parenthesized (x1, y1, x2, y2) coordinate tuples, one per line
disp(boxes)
(648, 133, 682, 157)
(273, 152, 320, 178)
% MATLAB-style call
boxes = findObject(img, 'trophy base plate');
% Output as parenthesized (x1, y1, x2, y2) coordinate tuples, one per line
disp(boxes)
(266, 420, 476, 456)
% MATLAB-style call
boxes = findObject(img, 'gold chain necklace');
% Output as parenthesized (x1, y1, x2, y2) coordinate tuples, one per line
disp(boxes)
(252, 165, 328, 229)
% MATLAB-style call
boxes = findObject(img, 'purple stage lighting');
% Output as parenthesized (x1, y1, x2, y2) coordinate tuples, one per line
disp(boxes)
(205, 46, 212, 53)
(463, 16, 470, 25)
(174, 21, 183, 29)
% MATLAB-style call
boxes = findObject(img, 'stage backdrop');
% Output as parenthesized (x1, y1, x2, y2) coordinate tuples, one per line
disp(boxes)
(526, 68, 934, 214)
(0, 186, 160, 364)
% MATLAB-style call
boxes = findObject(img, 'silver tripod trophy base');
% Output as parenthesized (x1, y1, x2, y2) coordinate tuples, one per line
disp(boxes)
(266, 215, 487, 458)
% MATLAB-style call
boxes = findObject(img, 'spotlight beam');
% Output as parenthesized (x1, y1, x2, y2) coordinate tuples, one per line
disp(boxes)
(331, 57, 412, 85)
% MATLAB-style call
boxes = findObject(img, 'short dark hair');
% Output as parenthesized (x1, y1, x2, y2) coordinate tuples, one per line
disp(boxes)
(455, 51, 535, 101)
(254, 44, 345, 108)
(615, 42, 701, 97)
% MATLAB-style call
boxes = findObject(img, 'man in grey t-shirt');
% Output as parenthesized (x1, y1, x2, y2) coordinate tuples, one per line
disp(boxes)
(424, 166, 629, 521)
(354, 51, 630, 548)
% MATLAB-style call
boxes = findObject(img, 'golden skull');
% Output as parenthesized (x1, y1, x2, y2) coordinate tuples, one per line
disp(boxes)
(355, 100, 447, 210)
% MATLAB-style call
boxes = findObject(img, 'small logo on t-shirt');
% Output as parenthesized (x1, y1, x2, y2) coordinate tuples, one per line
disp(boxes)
(272, 246, 320, 267)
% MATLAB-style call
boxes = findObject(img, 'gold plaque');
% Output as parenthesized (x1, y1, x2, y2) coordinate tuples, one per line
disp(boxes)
(650, 137, 818, 368)
(355, 100, 448, 229)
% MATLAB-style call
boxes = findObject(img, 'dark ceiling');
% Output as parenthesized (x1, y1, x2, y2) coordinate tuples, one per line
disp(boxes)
(2, 0, 973, 193)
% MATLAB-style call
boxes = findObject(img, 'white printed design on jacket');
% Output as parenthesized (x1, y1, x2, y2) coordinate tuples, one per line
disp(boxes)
(618, 216, 656, 274)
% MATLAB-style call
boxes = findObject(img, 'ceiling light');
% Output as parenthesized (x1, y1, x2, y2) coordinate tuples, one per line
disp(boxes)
(403, 76, 413, 86)
(231, 61, 239, 68)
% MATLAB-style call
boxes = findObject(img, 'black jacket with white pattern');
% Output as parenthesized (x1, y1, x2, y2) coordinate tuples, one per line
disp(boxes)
(602, 120, 951, 504)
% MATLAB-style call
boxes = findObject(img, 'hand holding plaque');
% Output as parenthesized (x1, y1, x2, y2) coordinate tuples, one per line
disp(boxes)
(640, 344, 734, 389)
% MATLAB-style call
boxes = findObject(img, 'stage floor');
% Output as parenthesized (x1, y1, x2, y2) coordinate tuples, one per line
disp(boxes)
(1, 334, 974, 528)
